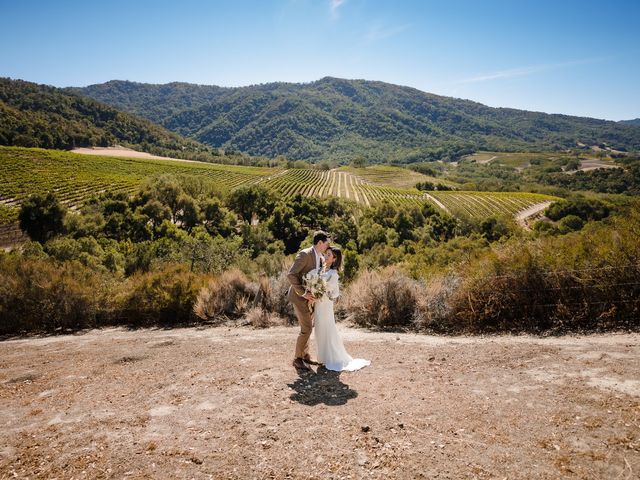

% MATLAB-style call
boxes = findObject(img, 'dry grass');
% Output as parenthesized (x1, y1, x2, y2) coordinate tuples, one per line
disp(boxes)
(341, 267, 420, 330)
(193, 269, 258, 322)
(258, 270, 296, 324)
(450, 211, 640, 333)
(413, 273, 461, 333)
(244, 307, 285, 328)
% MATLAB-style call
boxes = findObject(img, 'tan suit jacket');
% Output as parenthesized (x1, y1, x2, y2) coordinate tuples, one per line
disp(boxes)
(287, 246, 320, 308)
(288, 246, 323, 359)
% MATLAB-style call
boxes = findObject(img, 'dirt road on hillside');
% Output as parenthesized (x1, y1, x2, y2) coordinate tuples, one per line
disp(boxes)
(1, 326, 638, 479)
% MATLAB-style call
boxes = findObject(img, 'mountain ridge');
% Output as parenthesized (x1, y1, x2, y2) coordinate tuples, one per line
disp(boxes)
(70, 77, 640, 163)
(0, 77, 217, 161)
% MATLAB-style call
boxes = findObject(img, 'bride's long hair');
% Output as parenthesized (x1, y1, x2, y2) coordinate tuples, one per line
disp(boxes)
(328, 247, 342, 271)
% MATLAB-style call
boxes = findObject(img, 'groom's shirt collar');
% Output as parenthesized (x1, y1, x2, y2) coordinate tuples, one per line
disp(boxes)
(312, 246, 321, 270)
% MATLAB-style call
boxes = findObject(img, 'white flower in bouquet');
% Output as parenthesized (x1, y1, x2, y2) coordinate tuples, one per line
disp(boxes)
(302, 269, 328, 311)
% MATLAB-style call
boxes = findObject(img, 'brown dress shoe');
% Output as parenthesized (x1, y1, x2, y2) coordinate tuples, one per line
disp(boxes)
(292, 358, 311, 370)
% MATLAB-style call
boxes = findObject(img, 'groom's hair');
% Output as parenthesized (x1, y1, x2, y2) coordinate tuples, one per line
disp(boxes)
(312, 230, 330, 245)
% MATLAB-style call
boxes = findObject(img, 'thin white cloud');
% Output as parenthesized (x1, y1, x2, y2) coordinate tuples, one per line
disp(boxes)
(364, 23, 412, 43)
(457, 57, 608, 84)
(330, 0, 346, 18)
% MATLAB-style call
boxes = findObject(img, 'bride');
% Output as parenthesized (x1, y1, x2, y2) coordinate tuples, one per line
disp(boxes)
(313, 247, 370, 372)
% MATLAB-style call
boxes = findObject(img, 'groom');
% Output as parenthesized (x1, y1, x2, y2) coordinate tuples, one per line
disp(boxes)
(287, 230, 331, 370)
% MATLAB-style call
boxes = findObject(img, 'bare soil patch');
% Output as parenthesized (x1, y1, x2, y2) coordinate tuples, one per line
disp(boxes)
(1, 326, 638, 479)
(572, 158, 623, 173)
(71, 147, 202, 164)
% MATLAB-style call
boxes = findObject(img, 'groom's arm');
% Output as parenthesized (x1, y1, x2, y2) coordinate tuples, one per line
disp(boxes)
(287, 250, 308, 297)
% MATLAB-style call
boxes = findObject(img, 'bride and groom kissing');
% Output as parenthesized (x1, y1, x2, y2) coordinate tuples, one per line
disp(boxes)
(287, 230, 370, 373)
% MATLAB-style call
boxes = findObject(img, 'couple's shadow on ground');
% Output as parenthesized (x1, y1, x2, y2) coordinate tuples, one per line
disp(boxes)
(288, 366, 358, 406)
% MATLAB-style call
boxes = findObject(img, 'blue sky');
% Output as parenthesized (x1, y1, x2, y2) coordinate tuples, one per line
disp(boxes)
(1, 0, 639, 120)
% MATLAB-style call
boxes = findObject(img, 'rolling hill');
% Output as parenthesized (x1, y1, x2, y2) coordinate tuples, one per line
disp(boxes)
(0, 77, 217, 161)
(0, 146, 558, 247)
(71, 77, 640, 163)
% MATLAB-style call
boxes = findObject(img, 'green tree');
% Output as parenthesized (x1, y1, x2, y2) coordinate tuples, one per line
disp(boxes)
(558, 214, 584, 233)
(18, 192, 66, 243)
(342, 249, 360, 282)
(144, 175, 184, 222)
(240, 223, 276, 257)
(357, 218, 387, 251)
(372, 201, 398, 229)
(176, 194, 200, 232)
(227, 185, 277, 224)
(394, 210, 416, 244)
(140, 199, 171, 230)
(479, 217, 512, 242)
(267, 203, 304, 254)
(182, 227, 243, 273)
(201, 197, 235, 237)
(351, 156, 367, 168)
(328, 215, 358, 247)
(425, 214, 458, 242)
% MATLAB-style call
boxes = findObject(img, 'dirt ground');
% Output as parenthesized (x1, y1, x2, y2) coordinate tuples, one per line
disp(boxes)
(71, 147, 202, 164)
(1, 325, 638, 479)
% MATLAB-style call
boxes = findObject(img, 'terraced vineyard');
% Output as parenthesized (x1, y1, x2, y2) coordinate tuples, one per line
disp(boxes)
(0, 146, 273, 212)
(427, 191, 558, 219)
(0, 147, 559, 246)
(260, 169, 427, 207)
(0, 147, 275, 246)
(464, 151, 572, 168)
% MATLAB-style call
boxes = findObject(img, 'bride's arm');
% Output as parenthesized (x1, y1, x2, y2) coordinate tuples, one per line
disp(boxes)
(328, 272, 340, 300)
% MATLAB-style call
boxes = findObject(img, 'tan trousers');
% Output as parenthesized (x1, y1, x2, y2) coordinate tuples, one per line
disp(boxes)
(293, 302, 313, 359)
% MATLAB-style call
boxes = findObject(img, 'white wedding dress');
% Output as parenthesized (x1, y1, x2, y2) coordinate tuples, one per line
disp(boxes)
(314, 269, 370, 372)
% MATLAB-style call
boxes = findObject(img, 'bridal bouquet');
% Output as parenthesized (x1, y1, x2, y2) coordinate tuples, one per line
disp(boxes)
(303, 269, 327, 312)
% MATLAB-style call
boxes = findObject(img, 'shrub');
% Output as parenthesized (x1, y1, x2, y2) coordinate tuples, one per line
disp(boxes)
(545, 197, 610, 222)
(257, 270, 296, 324)
(359, 243, 405, 270)
(115, 264, 207, 327)
(21, 241, 48, 259)
(0, 255, 107, 335)
(558, 214, 584, 232)
(445, 211, 640, 333)
(251, 250, 287, 277)
(413, 274, 462, 333)
(44, 236, 83, 262)
(479, 216, 515, 241)
(103, 248, 125, 273)
(194, 269, 258, 323)
(341, 267, 420, 330)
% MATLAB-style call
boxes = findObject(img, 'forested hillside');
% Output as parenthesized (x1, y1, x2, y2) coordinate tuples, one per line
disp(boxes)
(73, 77, 640, 163)
(0, 78, 217, 160)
